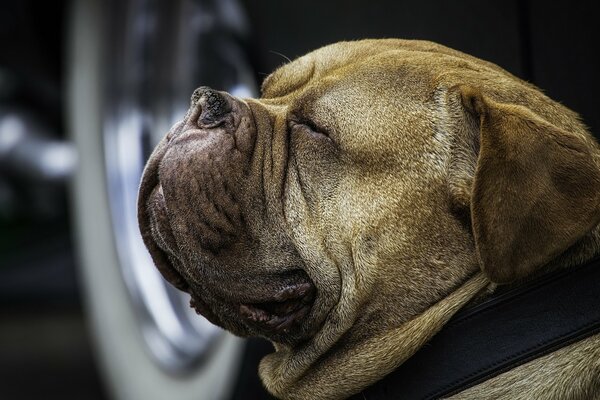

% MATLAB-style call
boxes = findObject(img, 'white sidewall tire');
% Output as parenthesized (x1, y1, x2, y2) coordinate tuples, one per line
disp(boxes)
(67, 1, 244, 399)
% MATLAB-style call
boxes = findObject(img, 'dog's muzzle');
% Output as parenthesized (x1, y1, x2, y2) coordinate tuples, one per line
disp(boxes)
(138, 87, 318, 343)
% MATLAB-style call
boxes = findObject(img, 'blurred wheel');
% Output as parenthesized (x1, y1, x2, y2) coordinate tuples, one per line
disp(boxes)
(68, 0, 257, 399)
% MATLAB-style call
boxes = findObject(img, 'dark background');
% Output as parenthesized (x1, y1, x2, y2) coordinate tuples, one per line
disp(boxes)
(0, 1, 598, 399)
(245, 1, 599, 137)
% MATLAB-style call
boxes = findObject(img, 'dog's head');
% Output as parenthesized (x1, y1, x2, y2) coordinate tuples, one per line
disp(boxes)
(138, 39, 600, 398)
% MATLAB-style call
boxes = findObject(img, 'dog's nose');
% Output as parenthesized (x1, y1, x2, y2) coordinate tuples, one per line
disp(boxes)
(190, 86, 232, 128)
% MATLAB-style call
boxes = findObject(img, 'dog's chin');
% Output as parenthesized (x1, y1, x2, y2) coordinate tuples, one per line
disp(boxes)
(188, 271, 319, 345)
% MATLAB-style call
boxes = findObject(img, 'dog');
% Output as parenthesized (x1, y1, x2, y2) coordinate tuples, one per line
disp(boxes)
(138, 39, 600, 399)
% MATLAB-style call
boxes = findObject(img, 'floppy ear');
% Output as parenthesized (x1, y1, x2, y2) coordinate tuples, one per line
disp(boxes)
(459, 86, 600, 283)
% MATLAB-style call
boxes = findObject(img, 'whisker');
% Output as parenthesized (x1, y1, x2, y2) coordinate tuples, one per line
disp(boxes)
(270, 50, 293, 64)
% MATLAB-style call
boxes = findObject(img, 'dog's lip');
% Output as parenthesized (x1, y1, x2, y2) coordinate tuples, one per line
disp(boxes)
(239, 281, 316, 334)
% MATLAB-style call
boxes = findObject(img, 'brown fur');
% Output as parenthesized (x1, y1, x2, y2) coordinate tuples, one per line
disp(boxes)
(138, 39, 600, 399)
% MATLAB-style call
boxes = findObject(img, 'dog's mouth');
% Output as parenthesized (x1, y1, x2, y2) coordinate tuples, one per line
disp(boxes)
(239, 280, 316, 335)
(185, 267, 318, 342)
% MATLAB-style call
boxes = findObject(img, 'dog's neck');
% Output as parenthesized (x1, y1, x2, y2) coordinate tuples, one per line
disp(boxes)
(259, 273, 489, 400)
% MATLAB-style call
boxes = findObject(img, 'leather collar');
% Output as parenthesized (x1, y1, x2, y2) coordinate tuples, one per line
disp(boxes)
(351, 257, 600, 400)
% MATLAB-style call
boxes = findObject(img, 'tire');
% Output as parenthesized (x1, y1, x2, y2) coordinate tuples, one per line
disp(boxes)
(67, 1, 256, 399)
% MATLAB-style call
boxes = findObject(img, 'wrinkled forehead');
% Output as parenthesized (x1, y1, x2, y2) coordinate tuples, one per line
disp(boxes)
(260, 39, 498, 100)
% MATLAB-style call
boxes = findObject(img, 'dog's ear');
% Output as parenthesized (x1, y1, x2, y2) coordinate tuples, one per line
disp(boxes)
(457, 86, 600, 283)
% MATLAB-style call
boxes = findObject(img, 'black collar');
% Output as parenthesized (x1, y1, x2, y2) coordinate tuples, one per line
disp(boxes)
(351, 257, 600, 400)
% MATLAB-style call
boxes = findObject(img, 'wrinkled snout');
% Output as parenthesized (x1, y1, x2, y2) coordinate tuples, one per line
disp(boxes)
(145, 87, 255, 253)
(137, 87, 319, 344)
(137, 86, 258, 320)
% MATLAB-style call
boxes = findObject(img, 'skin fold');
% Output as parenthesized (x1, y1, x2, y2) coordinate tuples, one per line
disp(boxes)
(138, 39, 600, 399)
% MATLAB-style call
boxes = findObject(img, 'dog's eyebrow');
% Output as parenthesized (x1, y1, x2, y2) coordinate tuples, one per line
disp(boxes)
(260, 72, 277, 96)
(261, 57, 316, 99)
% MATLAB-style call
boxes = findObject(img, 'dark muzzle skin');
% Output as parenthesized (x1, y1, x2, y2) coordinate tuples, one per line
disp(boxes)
(138, 87, 319, 344)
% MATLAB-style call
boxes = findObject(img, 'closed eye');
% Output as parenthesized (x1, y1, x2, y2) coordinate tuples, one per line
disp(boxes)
(288, 119, 332, 143)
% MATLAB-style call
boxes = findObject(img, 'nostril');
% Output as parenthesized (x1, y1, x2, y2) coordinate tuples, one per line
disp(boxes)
(190, 86, 208, 107)
(190, 86, 232, 128)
